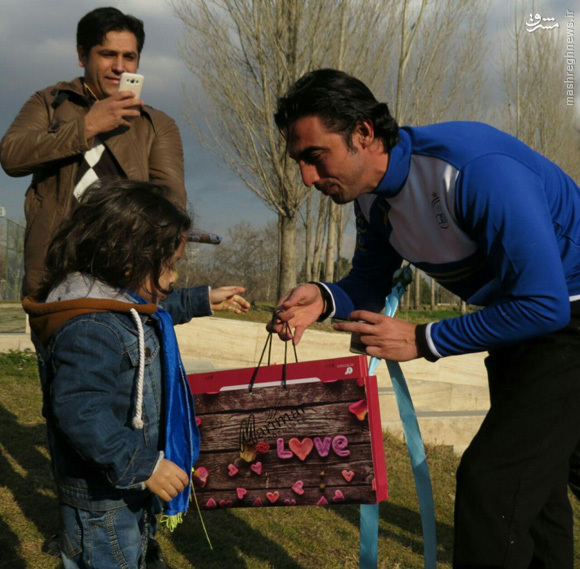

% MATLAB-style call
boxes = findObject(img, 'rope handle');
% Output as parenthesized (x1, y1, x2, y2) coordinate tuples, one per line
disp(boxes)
(248, 311, 298, 392)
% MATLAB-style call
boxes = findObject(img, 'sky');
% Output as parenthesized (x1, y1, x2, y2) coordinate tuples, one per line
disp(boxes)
(0, 0, 576, 242)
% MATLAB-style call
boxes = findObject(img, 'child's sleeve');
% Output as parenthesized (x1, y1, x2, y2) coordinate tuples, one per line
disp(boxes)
(50, 319, 161, 488)
(160, 286, 212, 324)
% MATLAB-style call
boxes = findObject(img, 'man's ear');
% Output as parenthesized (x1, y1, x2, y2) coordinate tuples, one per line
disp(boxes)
(77, 47, 88, 68)
(354, 120, 375, 149)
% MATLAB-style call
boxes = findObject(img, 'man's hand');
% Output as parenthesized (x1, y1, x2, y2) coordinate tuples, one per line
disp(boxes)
(268, 283, 325, 344)
(84, 91, 143, 139)
(144, 458, 189, 502)
(333, 310, 419, 362)
(210, 286, 250, 313)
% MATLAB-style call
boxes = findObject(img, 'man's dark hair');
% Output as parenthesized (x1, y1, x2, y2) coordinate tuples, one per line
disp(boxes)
(37, 179, 191, 300)
(77, 7, 145, 56)
(275, 69, 399, 153)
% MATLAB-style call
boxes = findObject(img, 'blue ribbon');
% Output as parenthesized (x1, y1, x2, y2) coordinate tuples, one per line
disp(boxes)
(127, 292, 200, 523)
(359, 267, 437, 568)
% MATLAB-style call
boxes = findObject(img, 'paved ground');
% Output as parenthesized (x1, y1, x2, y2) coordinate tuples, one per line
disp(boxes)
(0, 315, 490, 453)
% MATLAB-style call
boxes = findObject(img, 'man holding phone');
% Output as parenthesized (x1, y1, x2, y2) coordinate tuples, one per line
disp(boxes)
(0, 7, 186, 297)
(0, 7, 185, 569)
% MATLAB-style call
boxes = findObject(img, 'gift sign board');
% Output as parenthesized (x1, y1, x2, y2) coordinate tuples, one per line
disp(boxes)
(187, 356, 387, 510)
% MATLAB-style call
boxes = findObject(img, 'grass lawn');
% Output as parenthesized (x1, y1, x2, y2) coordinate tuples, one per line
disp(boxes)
(1, 350, 580, 568)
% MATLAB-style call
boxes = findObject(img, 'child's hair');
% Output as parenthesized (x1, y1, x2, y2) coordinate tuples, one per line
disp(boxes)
(37, 179, 191, 300)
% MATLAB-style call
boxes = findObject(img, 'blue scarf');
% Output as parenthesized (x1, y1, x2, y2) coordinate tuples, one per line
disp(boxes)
(128, 292, 200, 529)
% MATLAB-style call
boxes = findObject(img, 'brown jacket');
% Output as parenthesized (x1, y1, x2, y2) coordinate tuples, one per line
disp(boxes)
(0, 77, 187, 296)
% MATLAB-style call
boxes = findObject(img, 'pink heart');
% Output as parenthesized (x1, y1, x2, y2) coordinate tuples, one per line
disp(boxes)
(236, 488, 247, 500)
(192, 466, 209, 488)
(317, 496, 328, 506)
(250, 461, 263, 475)
(291, 480, 305, 495)
(266, 491, 280, 504)
(333, 490, 345, 503)
(288, 437, 314, 461)
(228, 464, 239, 477)
(219, 499, 233, 508)
(196, 417, 202, 426)
(284, 499, 297, 506)
(342, 470, 355, 483)
(253, 497, 262, 507)
(205, 498, 217, 509)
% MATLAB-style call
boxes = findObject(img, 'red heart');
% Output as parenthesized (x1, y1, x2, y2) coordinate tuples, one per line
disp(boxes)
(317, 496, 328, 506)
(342, 470, 355, 483)
(236, 488, 247, 500)
(288, 437, 314, 461)
(205, 498, 217, 509)
(228, 464, 239, 477)
(219, 499, 233, 508)
(266, 491, 280, 504)
(253, 497, 262, 507)
(196, 417, 202, 426)
(192, 466, 209, 488)
(284, 499, 297, 506)
(291, 480, 305, 495)
(250, 461, 263, 475)
(333, 490, 345, 503)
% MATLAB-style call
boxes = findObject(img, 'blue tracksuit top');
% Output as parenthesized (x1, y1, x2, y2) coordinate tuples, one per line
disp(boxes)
(324, 121, 580, 358)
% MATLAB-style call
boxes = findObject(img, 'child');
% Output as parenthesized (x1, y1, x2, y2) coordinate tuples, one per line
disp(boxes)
(23, 179, 249, 569)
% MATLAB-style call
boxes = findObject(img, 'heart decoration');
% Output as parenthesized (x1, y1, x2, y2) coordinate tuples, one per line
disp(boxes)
(284, 499, 297, 506)
(192, 466, 209, 488)
(236, 487, 248, 500)
(219, 499, 233, 508)
(196, 417, 202, 426)
(291, 480, 305, 495)
(349, 399, 368, 421)
(253, 497, 263, 507)
(227, 464, 239, 477)
(250, 461, 263, 475)
(316, 496, 329, 507)
(333, 490, 345, 503)
(205, 498, 217, 509)
(341, 470, 355, 483)
(288, 437, 314, 461)
(266, 491, 280, 504)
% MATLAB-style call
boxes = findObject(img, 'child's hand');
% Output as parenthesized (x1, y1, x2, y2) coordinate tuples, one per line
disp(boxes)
(210, 286, 251, 313)
(144, 459, 189, 502)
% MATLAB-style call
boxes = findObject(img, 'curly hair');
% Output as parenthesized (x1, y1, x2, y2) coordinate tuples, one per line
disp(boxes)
(275, 69, 399, 153)
(37, 179, 191, 300)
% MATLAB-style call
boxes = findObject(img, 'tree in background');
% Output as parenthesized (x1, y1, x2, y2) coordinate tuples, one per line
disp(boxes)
(175, 0, 490, 297)
(500, 1, 579, 182)
(177, 221, 280, 302)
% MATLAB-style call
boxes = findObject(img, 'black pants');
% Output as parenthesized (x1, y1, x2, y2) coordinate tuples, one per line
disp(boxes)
(453, 301, 580, 569)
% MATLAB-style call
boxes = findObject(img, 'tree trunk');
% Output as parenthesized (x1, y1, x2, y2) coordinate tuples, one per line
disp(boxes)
(336, 207, 344, 280)
(311, 193, 326, 281)
(324, 201, 338, 282)
(277, 213, 297, 298)
(304, 192, 313, 282)
(414, 267, 421, 309)
(430, 277, 435, 310)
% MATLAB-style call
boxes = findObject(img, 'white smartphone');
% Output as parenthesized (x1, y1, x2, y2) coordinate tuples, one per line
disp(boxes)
(118, 72, 144, 98)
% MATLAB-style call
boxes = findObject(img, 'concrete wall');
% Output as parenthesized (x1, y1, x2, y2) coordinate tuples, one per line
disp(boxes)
(0, 316, 491, 453)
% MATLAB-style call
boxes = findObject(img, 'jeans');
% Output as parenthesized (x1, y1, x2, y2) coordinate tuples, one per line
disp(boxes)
(60, 500, 149, 569)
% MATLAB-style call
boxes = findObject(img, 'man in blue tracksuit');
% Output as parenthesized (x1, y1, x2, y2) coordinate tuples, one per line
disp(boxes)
(271, 69, 580, 568)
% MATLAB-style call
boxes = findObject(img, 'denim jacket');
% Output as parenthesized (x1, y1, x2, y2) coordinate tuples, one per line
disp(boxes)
(24, 276, 211, 511)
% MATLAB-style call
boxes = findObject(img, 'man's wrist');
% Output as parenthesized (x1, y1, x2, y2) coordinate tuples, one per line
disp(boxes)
(415, 324, 440, 362)
(308, 282, 334, 322)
